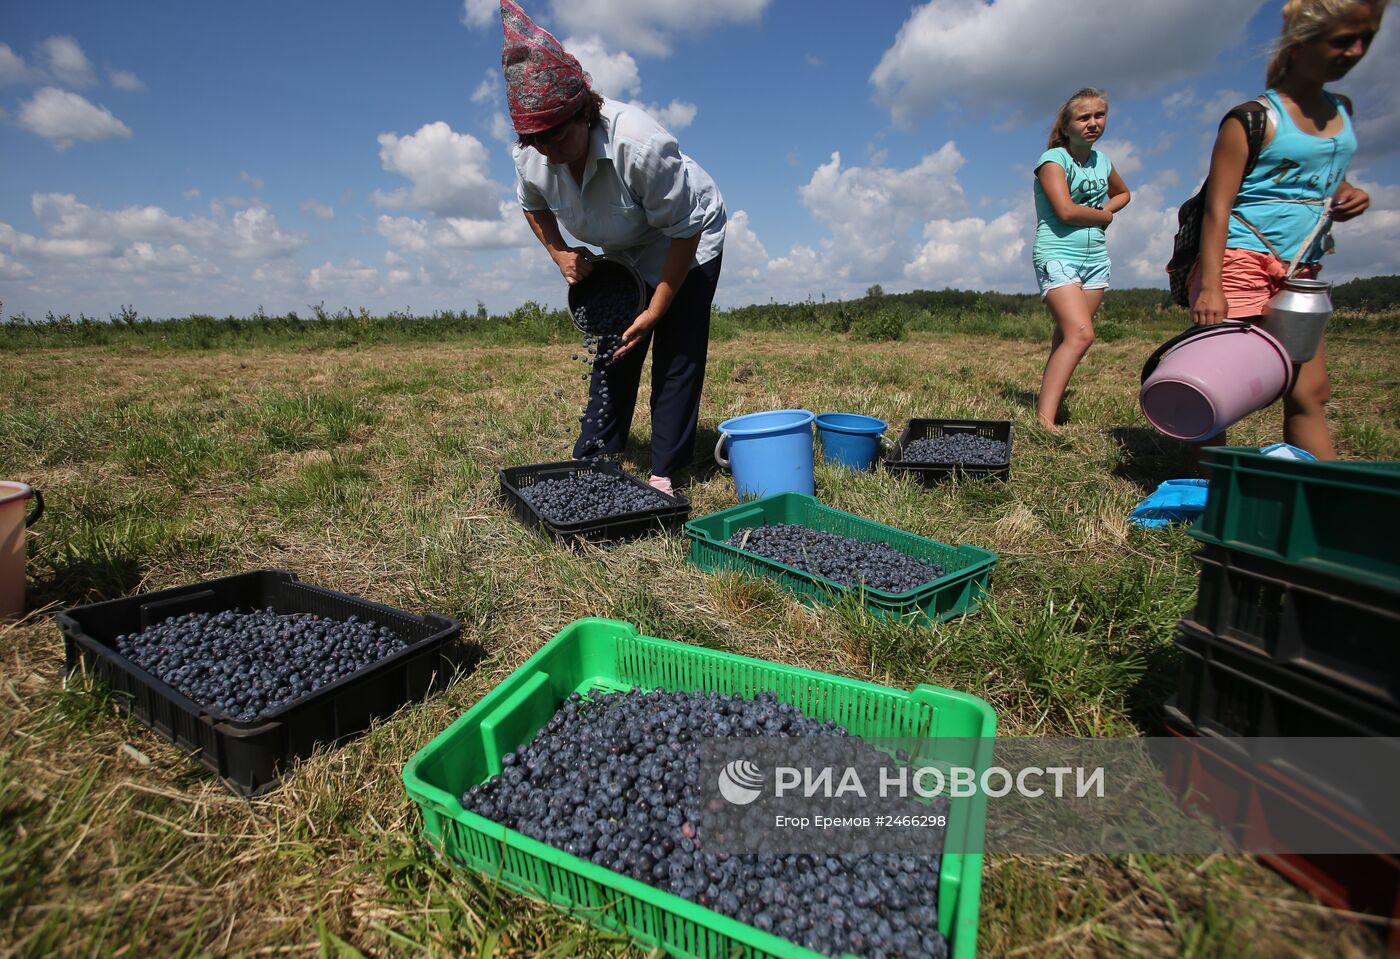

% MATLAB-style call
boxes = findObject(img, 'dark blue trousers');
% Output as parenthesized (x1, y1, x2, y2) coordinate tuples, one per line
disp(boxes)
(574, 254, 722, 477)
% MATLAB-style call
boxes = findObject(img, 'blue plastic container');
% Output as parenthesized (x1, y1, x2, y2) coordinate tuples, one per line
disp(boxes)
(714, 410, 815, 499)
(815, 413, 888, 470)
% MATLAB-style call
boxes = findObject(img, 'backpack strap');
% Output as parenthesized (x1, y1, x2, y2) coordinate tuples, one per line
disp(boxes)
(1222, 101, 1269, 178)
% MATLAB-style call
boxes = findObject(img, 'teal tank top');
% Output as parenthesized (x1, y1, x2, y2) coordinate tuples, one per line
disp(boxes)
(1227, 89, 1355, 265)
(1032, 147, 1113, 264)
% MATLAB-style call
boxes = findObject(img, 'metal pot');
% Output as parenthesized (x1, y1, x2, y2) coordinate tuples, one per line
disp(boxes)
(1260, 277, 1332, 365)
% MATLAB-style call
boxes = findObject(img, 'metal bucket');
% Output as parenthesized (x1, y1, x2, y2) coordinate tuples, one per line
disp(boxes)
(566, 256, 646, 336)
(1, 482, 44, 619)
(1260, 277, 1332, 364)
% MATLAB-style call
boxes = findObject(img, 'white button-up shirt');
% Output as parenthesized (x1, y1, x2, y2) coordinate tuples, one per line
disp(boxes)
(514, 98, 726, 287)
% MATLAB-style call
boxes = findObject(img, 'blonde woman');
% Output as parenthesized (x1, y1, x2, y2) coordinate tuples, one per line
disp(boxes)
(1190, 0, 1386, 458)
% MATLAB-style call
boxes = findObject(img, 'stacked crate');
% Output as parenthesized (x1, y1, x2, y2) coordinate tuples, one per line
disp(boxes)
(1164, 448, 1400, 948)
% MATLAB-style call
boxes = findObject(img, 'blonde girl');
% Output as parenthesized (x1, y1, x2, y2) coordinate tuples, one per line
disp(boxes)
(1190, 0, 1386, 458)
(1032, 88, 1132, 430)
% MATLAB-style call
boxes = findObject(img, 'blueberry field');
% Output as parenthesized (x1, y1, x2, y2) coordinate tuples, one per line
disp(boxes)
(2, 293, 1399, 957)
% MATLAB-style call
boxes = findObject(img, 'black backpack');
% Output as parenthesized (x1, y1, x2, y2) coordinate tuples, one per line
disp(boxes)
(1165, 102, 1269, 308)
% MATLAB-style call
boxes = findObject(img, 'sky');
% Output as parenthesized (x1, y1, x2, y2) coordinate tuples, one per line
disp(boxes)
(2, 0, 1398, 320)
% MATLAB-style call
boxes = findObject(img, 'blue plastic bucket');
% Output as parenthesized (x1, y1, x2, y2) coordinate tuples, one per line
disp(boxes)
(815, 413, 888, 470)
(715, 410, 815, 499)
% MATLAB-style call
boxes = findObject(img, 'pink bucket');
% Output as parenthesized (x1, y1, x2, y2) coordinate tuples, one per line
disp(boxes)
(1140, 322, 1294, 441)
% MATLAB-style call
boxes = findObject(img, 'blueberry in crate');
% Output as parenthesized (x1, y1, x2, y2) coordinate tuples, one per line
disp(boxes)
(687, 493, 996, 625)
(58, 570, 469, 797)
(726, 523, 946, 594)
(462, 686, 953, 958)
(403, 617, 996, 959)
(499, 460, 690, 545)
(886, 419, 1015, 485)
(114, 607, 410, 722)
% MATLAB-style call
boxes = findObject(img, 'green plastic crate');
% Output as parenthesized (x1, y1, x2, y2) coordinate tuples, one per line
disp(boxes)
(685, 493, 997, 624)
(402, 617, 997, 959)
(1191, 448, 1400, 592)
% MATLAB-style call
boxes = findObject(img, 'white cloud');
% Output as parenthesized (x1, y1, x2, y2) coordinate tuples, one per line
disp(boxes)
(1349, 22, 1400, 162)
(471, 71, 500, 104)
(717, 209, 769, 285)
(0, 43, 33, 86)
(374, 121, 506, 218)
(240, 171, 265, 192)
(463, 0, 769, 58)
(1196, 89, 1249, 127)
(3, 192, 305, 265)
(16, 87, 132, 150)
(564, 35, 641, 99)
(1096, 137, 1144, 178)
(301, 199, 335, 221)
(109, 69, 146, 92)
(905, 210, 1028, 289)
(0, 252, 35, 280)
(630, 98, 697, 131)
(0, 221, 115, 259)
(546, 0, 769, 57)
(490, 112, 515, 144)
(1161, 88, 1196, 117)
(872, 0, 1264, 126)
(797, 143, 967, 280)
(1108, 176, 1182, 285)
(183, 188, 201, 201)
(461, 0, 497, 28)
(805, 53, 822, 67)
(38, 35, 96, 87)
(228, 207, 303, 259)
(1325, 178, 1400, 281)
(377, 200, 533, 253)
(763, 245, 827, 297)
(0, 190, 318, 318)
(309, 259, 381, 293)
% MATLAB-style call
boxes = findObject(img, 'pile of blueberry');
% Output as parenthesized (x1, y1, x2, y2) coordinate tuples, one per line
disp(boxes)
(114, 608, 406, 721)
(726, 525, 945, 593)
(520, 472, 671, 524)
(901, 434, 1008, 466)
(569, 263, 640, 458)
(460, 688, 949, 959)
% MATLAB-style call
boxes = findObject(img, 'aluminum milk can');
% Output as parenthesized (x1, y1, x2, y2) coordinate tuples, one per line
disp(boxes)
(1260, 277, 1332, 364)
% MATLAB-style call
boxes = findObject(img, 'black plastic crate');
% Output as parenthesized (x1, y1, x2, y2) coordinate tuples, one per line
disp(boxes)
(1171, 620, 1400, 821)
(58, 570, 468, 797)
(1189, 545, 1400, 707)
(498, 460, 690, 545)
(884, 418, 1014, 485)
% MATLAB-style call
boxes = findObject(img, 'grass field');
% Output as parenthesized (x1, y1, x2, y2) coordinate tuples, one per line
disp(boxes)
(2, 302, 1398, 958)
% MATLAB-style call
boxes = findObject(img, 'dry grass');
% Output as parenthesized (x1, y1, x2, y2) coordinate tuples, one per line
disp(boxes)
(1, 320, 1397, 958)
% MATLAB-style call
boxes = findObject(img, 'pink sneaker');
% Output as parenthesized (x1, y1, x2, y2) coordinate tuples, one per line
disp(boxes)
(648, 475, 674, 496)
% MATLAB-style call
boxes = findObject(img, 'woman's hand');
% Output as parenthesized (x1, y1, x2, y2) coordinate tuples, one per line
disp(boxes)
(612, 307, 662, 360)
(552, 247, 595, 284)
(1192, 286, 1229, 326)
(1331, 181, 1370, 222)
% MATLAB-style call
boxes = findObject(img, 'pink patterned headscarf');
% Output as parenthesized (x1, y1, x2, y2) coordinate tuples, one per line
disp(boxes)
(500, 0, 591, 135)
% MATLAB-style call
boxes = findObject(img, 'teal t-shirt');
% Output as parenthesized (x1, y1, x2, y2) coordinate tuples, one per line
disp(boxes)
(1226, 89, 1355, 264)
(1032, 147, 1112, 264)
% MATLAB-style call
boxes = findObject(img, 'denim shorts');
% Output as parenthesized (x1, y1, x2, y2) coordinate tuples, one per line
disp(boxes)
(1035, 259, 1111, 298)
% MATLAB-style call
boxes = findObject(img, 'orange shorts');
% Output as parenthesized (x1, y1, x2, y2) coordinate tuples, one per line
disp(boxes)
(1188, 248, 1321, 318)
